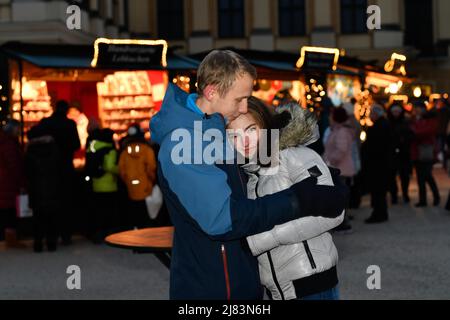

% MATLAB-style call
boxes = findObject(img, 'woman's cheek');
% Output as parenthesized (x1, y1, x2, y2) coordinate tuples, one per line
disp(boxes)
(235, 137, 246, 155)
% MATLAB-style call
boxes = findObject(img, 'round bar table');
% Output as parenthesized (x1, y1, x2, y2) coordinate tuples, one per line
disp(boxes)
(105, 226, 174, 269)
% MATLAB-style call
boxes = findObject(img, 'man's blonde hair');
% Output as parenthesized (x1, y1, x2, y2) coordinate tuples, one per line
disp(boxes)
(197, 50, 257, 97)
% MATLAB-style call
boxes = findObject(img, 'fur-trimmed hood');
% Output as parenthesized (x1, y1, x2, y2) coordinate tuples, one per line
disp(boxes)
(276, 103, 320, 150)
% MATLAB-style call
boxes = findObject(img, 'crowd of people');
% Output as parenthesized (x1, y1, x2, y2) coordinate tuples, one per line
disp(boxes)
(0, 100, 168, 252)
(1, 84, 449, 251)
(310, 95, 450, 232)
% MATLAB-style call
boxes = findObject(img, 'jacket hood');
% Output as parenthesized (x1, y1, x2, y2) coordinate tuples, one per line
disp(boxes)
(276, 103, 320, 150)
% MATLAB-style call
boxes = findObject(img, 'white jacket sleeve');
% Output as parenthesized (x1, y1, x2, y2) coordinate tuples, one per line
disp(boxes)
(247, 147, 345, 256)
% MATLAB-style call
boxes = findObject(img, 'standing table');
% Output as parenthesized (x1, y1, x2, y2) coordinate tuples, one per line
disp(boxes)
(105, 226, 174, 269)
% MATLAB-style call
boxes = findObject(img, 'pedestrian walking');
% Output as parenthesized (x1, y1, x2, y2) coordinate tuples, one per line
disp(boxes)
(26, 128, 63, 252)
(410, 103, 440, 207)
(0, 120, 26, 248)
(29, 100, 81, 244)
(119, 124, 157, 229)
(85, 128, 119, 243)
(362, 104, 392, 223)
(387, 104, 413, 204)
(323, 107, 355, 232)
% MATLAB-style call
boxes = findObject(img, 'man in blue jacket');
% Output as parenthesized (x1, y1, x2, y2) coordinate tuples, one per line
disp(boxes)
(150, 50, 348, 300)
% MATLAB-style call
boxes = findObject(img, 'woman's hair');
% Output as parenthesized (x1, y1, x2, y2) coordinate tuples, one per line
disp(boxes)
(98, 128, 115, 144)
(244, 97, 279, 167)
(332, 107, 349, 124)
(247, 96, 274, 130)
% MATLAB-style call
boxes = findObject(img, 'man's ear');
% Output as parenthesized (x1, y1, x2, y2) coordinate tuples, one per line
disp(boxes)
(203, 85, 216, 101)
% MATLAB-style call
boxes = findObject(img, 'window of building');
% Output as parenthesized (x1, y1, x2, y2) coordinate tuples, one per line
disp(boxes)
(157, 0, 184, 40)
(278, 0, 306, 37)
(404, 0, 434, 55)
(340, 0, 367, 34)
(218, 0, 245, 38)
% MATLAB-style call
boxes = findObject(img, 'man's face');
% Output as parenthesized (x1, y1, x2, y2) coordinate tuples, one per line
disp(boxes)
(210, 73, 254, 123)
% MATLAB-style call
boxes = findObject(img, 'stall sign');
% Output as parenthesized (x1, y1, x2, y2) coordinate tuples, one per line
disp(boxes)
(91, 38, 168, 69)
(296, 46, 340, 71)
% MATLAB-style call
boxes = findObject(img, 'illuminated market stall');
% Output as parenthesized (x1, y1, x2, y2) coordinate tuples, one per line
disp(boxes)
(0, 39, 199, 148)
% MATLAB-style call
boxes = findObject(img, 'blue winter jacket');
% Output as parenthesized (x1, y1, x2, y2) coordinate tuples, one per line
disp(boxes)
(150, 84, 338, 300)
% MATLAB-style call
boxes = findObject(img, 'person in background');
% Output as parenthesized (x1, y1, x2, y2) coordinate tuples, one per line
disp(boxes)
(0, 119, 26, 248)
(410, 103, 440, 207)
(362, 104, 392, 224)
(68, 105, 89, 163)
(342, 101, 362, 210)
(436, 98, 450, 169)
(30, 100, 80, 245)
(68, 105, 89, 149)
(311, 96, 334, 156)
(387, 104, 413, 204)
(86, 128, 119, 243)
(323, 107, 355, 233)
(119, 124, 157, 229)
(26, 126, 64, 252)
(445, 120, 450, 211)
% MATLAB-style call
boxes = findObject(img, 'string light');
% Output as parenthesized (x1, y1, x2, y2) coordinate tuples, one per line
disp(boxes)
(384, 52, 407, 74)
(173, 75, 191, 93)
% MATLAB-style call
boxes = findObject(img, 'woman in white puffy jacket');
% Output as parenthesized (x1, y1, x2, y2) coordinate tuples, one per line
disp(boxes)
(227, 97, 345, 300)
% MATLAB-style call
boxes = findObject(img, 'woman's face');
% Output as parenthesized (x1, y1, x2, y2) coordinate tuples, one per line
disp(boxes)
(228, 113, 261, 159)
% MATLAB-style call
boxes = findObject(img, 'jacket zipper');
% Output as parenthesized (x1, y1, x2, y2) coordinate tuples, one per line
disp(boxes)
(221, 244, 231, 300)
(254, 172, 260, 198)
(267, 252, 285, 300)
(303, 240, 317, 269)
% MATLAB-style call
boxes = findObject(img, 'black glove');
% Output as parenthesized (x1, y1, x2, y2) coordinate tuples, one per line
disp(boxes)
(328, 167, 350, 208)
(290, 169, 349, 218)
(328, 167, 343, 186)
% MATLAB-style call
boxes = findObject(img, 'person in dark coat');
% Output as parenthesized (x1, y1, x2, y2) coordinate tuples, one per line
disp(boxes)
(0, 120, 26, 248)
(387, 104, 413, 204)
(362, 104, 392, 223)
(28, 100, 81, 245)
(26, 129, 64, 252)
(410, 103, 440, 207)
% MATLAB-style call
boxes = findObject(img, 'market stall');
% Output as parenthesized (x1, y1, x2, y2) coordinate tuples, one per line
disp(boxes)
(1, 40, 199, 147)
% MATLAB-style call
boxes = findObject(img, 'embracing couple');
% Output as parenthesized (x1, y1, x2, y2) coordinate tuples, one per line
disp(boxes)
(150, 50, 348, 300)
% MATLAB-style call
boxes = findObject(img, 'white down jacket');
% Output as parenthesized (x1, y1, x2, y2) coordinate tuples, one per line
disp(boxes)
(244, 104, 345, 300)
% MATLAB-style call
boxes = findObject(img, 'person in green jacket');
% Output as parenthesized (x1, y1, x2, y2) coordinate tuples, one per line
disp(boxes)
(86, 128, 119, 243)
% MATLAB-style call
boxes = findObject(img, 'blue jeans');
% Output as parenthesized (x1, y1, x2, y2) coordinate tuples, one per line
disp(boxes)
(299, 286, 340, 300)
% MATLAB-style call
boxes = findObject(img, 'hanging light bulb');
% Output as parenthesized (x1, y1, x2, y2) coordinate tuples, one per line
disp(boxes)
(413, 87, 422, 98)
(360, 131, 367, 142)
